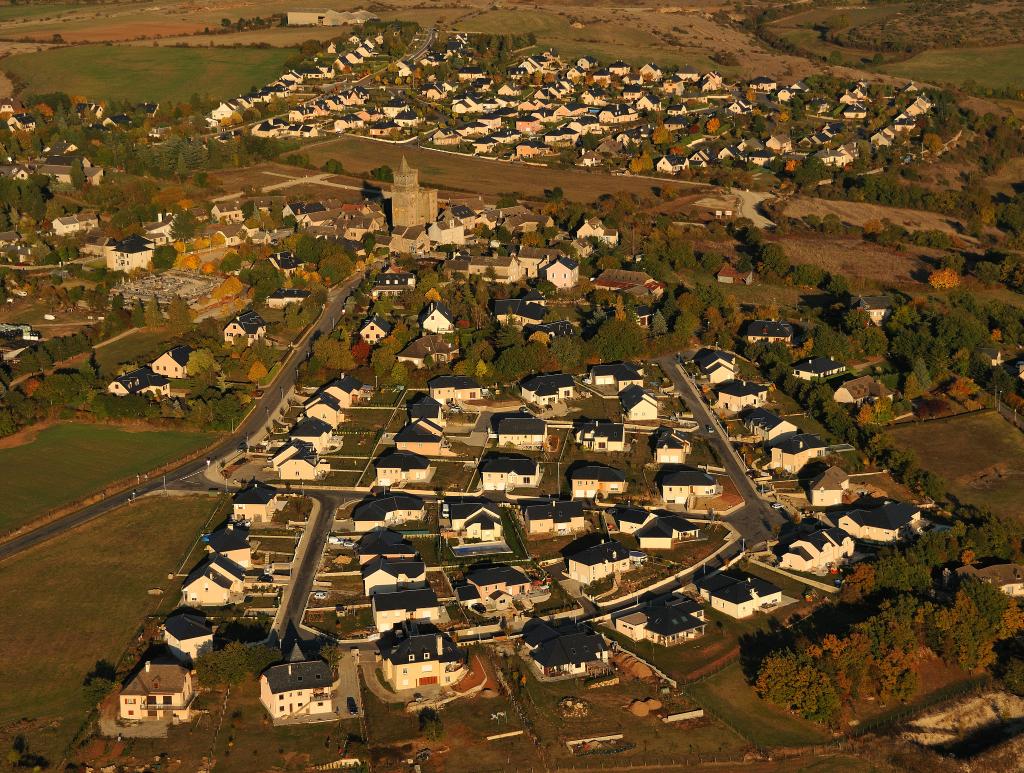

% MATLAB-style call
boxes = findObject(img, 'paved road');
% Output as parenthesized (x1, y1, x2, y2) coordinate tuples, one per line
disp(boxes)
(0, 266, 371, 563)
(657, 355, 784, 547)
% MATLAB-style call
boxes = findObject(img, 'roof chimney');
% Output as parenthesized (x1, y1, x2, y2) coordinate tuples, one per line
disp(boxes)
(436, 634, 443, 656)
(157, 212, 163, 223)
(145, 660, 151, 673)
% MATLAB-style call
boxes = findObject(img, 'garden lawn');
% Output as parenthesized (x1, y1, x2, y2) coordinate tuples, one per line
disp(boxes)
(0, 423, 216, 533)
(3, 44, 295, 104)
(685, 661, 829, 748)
(0, 494, 223, 765)
(93, 326, 180, 375)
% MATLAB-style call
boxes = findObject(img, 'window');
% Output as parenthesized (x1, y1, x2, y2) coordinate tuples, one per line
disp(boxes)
(424, 652, 430, 660)
(408, 654, 415, 662)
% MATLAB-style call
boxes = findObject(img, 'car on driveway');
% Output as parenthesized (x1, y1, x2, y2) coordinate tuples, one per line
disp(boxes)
(347, 696, 358, 715)
(770, 502, 786, 510)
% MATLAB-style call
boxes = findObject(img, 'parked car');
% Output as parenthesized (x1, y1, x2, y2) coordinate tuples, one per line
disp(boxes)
(347, 696, 358, 715)
(312, 591, 328, 600)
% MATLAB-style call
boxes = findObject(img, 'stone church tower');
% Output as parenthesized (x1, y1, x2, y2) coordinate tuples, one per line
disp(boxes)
(389, 156, 438, 228)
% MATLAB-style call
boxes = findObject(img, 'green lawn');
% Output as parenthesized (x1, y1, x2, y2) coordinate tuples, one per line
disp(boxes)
(0, 423, 216, 533)
(879, 44, 1024, 91)
(3, 44, 296, 104)
(0, 494, 224, 766)
(685, 661, 830, 748)
(890, 410, 1024, 520)
(93, 327, 181, 375)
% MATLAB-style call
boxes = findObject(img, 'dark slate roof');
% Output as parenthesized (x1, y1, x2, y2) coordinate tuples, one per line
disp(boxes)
(361, 556, 425, 580)
(481, 456, 538, 476)
(793, 356, 845, 375)
(525, 320, 575, 338)
(570, 464, 625, 483)
(269, 287, 311, 301)
(843, 500, 919, 531)
(205, 523, 249, 554)
(263, 659, 332, 694)
(636, 515, 699, 541)
(184, 553, 245, 589)
(521, 372, 574, 396)
(743, 407, 789, 432)
(353, 494, 423, 522)
(496, 415, 546, 435)
(466, 564, 530, 587)
(531, 628, 606, 668)
(716, 380, 767, 398)
(163, 344, 193, 367)
(374, 450, 431, 471)
(660, 467, 715, 487)
(233, 310, 267, 333)
(429, 375, 479, 391)
(325, 374, 365, 394)
(114, 366, 169, 394)
(568, 539, 630, 566)
(643, 605, 705, 637)
(521, 498, 583, 524)
(371, 587, 438, 612)
(774, 433, 826, 454)
(356, 527, 417, 558)
(695, 572, 780, 603)
(746, 319, 793, 338)
(577, 420, 624, 442)
(164, 612, 211, 642)
(291, 416, 333, 438)
(619, 384, 654, 412)
(378, 624, 463, 666)
(407, 394, 443, 420)
(590, 362, 641, 381)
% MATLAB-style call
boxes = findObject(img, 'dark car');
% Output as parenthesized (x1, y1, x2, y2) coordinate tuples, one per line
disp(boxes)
(347, 696, 358, 715)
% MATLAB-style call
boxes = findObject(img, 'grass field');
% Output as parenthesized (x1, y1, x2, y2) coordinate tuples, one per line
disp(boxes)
(879, 44, 1024, 91)
(300, 136, 707, 201)
(685, 661, 830, 748)
(0, 494, 223, 766)
(0, 423, 216, 533)
(2, 44, 295, 103)
(889, 410, 1024, 518)
(93, 327, 181, 375)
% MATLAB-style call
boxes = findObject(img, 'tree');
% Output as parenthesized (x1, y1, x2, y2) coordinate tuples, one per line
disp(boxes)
(928, 267, 961, 290)
(144, 294, 162, 327)
(195, 642, 278, 686)
(152, 244, 176, 272)
(419, 708, 444, 740)
(248, 360, 268, 383)
(187, 348, 218, 380)
(171, 211, 198, 242)
(167, 295, 192, 333)
(70, 157, 85, 189)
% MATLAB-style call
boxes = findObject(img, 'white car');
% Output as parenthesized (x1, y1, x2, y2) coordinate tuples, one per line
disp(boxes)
(312, 591, 328, 601)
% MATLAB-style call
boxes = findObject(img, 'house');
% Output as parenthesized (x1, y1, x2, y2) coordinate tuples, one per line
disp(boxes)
(575, 420, 626, 453)
(181, 553, 246, 606)
(522, 498, 586, 536)
(428, 375, 481, 404)
(565, 539, 632, 585)
(576, 218, 619, 246)
(397, 334, 459, 369)
(267, 288, 311, 309)
(745, 320, 794, 345)
(289, 416, 333, 454)
(53, 212, 99, 236)
(163, 613, 213, 665)
(521, 372, 575, 405)
(493, 297, 547, 327)
(833, 375, 894, 406)
(232, 480, 283, 524)
(372, 270, 417, 298)
(118, 658, 195, 723)
(660, 467, 721, 506)
(851, 295, 892, 325)
(378, 623, 467, 691)
(464, 564, 532, 608)
(695, 572, 782, 619)
(589, 362, 644, 391)
(303, 389, 347, 428)
(318, 375, 367, 409)
(352, 493, 425, 533)
(569, 464, 627, 500)
(770, 433, 828, 473)
(270, 440, 329, 481)
(356, 527, 418, 565)
(542, 256, 579, 289)
(715, 380, 769, 413)
(808, 466, 850, 507)
(259, 646, 335, 722)
(614, 596, 705, 646)
(779, 527, 855, 572)
(371, 587, 441, 632)
(495, 415, 547, 448)
(610, 505, 654, 535)
(743, 408, 798, 445)
(107, 367, 170, 398)
(359, 314, 393, 345)
(620, 385, 659, 421)
(654, 427, 692, 464)
(108, 234, 155, 271)
(203, 522, 251, 568)
(151, 345, 193, 379)
(693, 349, 736, 384)
(792, 356, 847, 381)
(362, 556, 427, 596)
(715, 263, 753, 284)
(593, 268, 665, 299)
(636, 514, 700, 551)
(523, 620, 609, 678)
(955, 563, 1024, 597)
(394, 418, 447, 456)
(447, 500, 504, 541)
(836, 500, 921, 542)
(419, 301, 455, 334)
(223, 311, 267, 346)
(480, 455, 542, 491)
(374, 450, 435, 487)
(407, 394, 444, 425)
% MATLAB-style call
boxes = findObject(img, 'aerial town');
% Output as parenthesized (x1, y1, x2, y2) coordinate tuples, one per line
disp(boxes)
(2, 1, 1024, 772)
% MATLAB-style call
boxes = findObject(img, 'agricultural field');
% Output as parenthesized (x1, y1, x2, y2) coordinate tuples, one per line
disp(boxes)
(301, 135, 707, 201)
(2, 44, 296, 104)
(889, 410, 1024, 520)
(0, 423, 216, 533)
(0, 494, 224, 767)
(879, 44, 1024, 91)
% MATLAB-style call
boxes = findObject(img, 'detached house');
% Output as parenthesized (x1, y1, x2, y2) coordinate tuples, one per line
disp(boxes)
(374, 450, 435, 487)
(419, 301, 455, 334)
(495, 415, 547, 449)
(575, 420, 626, 453)
(693, 349, 736, 384)
(119, 659, 195, 724)
(614, 596, 705, 646)
(352, 493, 425, 533)
(779, 527, 855, 573)
(569, 464, 627, 500)
(792, 356, 847, 381)
(362, 556, 427, 596)
(589, 362, 644, 392)
(378, 623, 467, 691)
(223, 311, 267, 346)
(745, 320, 794, 345)
(566, 539, 632, 585)
(808, 466, 849, 507)
(480, 455, 542, 491)
(660, 467, 721, 506)
(107, 367, 170, 398)
(837, 500, 921, 542)
(371, 587, 441, 632)
(359, 314, 393, 345)
(654, 427, 691, 464)
(522, 498, 586, 536)
(770, 433, 828, 472)
(181, 554, 245, 607)
(696, 572, 782, 619)
(428, 375, 481, 404)
(521, 372, 575, 405)
(523, 620, 609, 678)
(151, 345, 193, 380)
(715, 380, 769, 413)
(259, 645, 335, 723)
(232, 480, 283, 524)
(620, 385, 659, 421)
(163, 613, 213, 665)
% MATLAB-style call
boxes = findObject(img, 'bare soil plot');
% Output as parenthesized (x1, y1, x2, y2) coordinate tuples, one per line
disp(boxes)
(783, 196, 968, 237)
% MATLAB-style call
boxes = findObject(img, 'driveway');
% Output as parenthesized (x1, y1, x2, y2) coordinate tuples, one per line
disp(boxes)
(337, 648, 363, 718)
